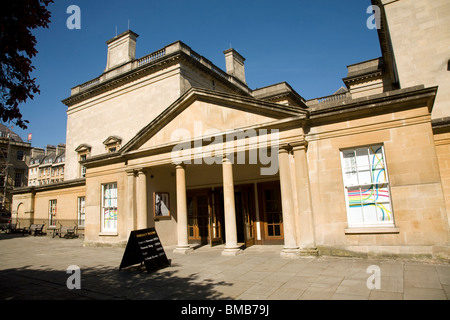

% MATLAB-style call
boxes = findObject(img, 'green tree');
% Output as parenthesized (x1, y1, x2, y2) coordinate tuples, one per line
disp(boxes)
(0, 0, 53, 129)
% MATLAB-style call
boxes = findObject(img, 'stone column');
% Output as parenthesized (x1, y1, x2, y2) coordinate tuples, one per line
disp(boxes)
(174, 164, 192, 254)
(136, 169, 148, 230)
(126, 169, 137, 234)
(292, 142, 318, 256)
(221, 155, 242, 256)
(278, 146, 299, 258)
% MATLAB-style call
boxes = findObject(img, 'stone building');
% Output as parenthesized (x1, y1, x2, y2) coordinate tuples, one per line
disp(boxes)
(0, 124, 31, 212)
(12, 0, 450, 260)
(28, 144, 66, 187)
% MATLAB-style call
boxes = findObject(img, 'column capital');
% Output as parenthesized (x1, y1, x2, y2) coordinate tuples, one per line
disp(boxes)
(137, 167, 149, 175)
(290, 141, 308, 152)
(125, 169, 137, 176)
(278, 144, 292, 154)
(222, 154, 234, 164)
(174, 163, 186, 170)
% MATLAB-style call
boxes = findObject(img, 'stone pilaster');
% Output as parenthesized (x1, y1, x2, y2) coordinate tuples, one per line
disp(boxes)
(278, 146, 299, 258)
(292, 142, 318, 256)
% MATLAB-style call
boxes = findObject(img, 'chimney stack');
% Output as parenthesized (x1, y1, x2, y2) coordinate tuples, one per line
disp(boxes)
(105, 30, 139, 72)
(223, 48, 246, 84)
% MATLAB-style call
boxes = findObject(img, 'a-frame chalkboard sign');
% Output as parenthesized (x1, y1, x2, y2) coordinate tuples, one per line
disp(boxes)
(119, 228, 170, 273)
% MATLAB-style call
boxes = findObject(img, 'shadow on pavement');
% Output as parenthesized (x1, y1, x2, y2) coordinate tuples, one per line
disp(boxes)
(0, 264, 233, 300)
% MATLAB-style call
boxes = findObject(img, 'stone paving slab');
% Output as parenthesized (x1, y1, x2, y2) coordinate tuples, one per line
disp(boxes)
(0, 234, 449, 301)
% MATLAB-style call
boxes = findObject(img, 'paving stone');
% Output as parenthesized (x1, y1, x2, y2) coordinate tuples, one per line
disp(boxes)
(0, 235, 448, 301)
(404, 287, 447, 300)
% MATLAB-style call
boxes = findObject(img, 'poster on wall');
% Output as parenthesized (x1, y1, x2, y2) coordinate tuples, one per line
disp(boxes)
(154, 192, 170, 218)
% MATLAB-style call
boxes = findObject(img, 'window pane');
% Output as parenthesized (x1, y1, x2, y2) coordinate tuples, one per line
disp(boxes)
(377, 202, 392, 222)
(363, 203, 378, 223)
(274, 225, 281, 236)
(372, 168, 387, 184)
(355, 148, 370, 170)
(342, 151, 358, 186)
(273, 213, 281, 224)
(348, 204, 364, 224)
(347, 187, 363, 224)
(78, 197, 85, 226)
(49, 200, 57, 226)
(102, 183, 117, 232)
(347, 186, 362, 207)
(358, 169, 372, 185)
(369, 145, 387, 184)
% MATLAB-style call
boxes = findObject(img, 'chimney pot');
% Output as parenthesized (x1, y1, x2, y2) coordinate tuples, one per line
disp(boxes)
(223, 48, 246, 84)
(105, 30, 139, 71)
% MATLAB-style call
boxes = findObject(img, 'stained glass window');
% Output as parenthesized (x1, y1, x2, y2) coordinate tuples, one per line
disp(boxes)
(341, 145, 394, 227)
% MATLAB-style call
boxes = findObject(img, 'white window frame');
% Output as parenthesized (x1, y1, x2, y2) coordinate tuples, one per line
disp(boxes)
(80, 154, 87, 178)
(49, 200, 57, 226)
(101, 183, 117, 232)
(340, 144, 394, 228)
(78, 196, 86, 227)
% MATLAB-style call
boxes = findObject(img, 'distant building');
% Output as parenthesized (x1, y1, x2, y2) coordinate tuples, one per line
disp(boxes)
(28, 144, 66, 186)
(0, 124, 31, 212)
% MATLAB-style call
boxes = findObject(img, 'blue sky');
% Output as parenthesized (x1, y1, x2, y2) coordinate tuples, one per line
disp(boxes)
(10, 0, 381, 149)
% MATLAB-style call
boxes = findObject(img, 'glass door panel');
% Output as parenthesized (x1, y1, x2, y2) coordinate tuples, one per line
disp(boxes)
(260, 182, 283, 242)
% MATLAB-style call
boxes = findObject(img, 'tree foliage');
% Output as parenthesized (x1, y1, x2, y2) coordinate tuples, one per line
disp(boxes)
(0, 0, 53, 129)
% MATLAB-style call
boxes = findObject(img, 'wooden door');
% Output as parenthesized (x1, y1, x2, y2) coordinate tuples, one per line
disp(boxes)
(187, 190, 223, 246)
(209, 190, 223, 246)
(241, 187, 255, 247)
(259, 182, 284, 244)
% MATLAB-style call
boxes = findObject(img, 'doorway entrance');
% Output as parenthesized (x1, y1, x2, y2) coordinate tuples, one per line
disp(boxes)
(258, 181, 284, 244)
(187, 189, 223, 246)
(186, 184, 256, 248)
(234, 185, 256, 247)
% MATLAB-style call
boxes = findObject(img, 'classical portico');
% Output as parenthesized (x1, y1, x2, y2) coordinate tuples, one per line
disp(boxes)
(169, 141, 317, 257)
(81, 86, 316, 257)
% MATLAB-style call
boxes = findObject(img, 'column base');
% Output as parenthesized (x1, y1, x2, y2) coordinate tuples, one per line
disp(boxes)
(173, 246, 194, 254)
(222, 247, 243, 256)
(280, 248, 300, 259)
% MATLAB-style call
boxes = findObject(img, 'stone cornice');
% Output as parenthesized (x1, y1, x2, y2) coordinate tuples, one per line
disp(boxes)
(62, 52, 182, 107)
(252, 82, 306, 107)
(432, 117, 450, 134)
(12, 178, 86, 195)
(342, 69, 383, 86)
(309, 85, 437, 122)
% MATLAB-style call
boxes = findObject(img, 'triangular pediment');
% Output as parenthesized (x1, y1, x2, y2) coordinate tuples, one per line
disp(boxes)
(75, 144, 91, 153)
(103, 136, 122, 146)
(121, 87, 307, 153)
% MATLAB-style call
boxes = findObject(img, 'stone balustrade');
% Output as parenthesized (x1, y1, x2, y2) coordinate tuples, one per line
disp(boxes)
(306, 92, 349, 106)
(70, 41, 249, 96)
